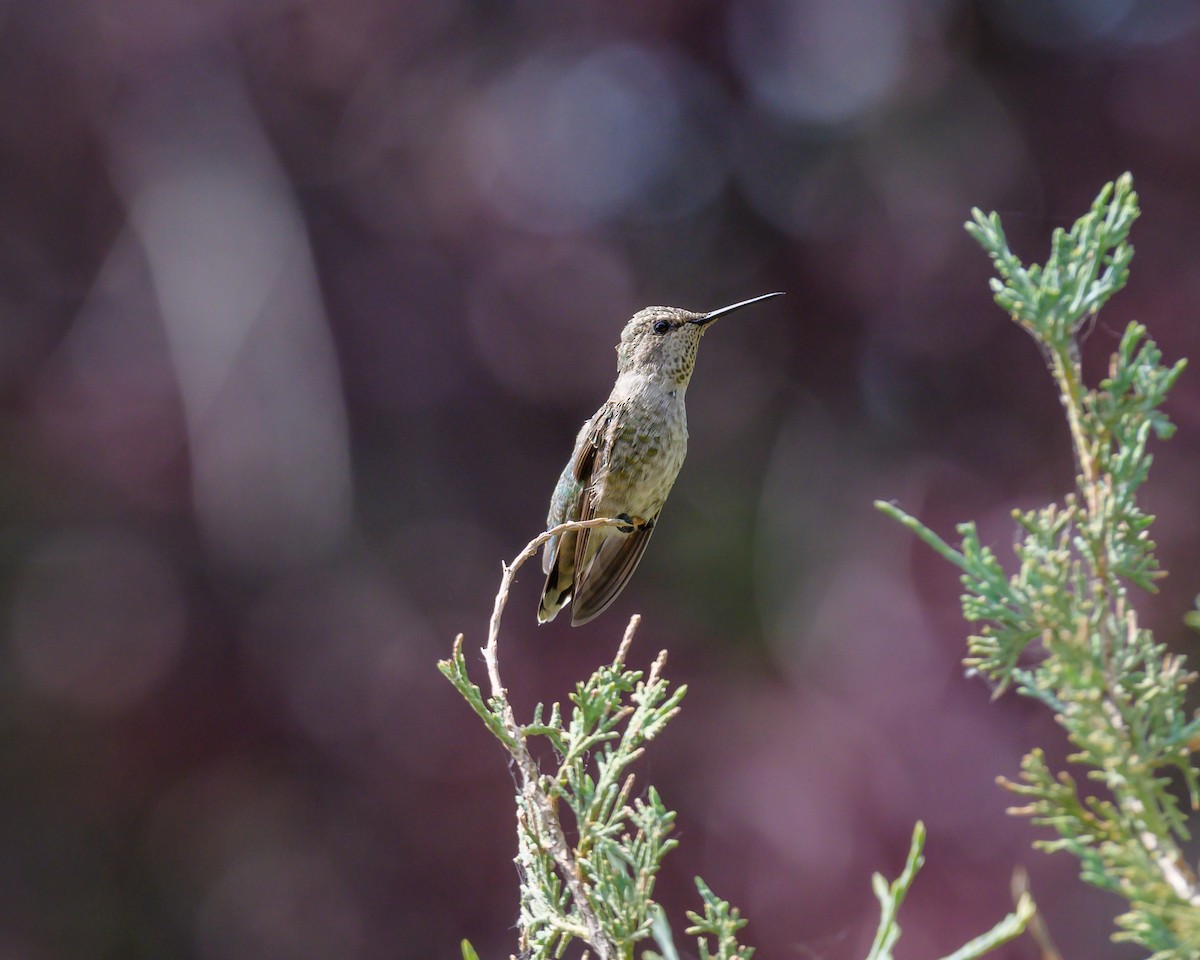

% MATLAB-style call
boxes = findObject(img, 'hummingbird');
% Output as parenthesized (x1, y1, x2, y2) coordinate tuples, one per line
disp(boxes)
(538, 292, 785, 625)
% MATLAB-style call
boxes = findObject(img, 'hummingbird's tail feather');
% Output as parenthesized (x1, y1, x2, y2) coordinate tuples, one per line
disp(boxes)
(537, 530, 576, 623)
(570, 520, 657, 626)
(537, 566, 571, 623)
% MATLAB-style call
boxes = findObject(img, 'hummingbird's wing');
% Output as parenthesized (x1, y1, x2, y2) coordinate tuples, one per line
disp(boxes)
(538, 407, 609, 623)
(541, 402, 656, 625)
(567, 404, 657, 625)
(569, 516, 656, 626)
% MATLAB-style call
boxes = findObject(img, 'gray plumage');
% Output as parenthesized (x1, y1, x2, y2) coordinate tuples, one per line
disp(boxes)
(538, 292, 784, 625)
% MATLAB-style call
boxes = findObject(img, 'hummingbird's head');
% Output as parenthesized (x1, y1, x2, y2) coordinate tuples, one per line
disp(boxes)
(616, 306, 704, 385)
(615, 293, 785, 386)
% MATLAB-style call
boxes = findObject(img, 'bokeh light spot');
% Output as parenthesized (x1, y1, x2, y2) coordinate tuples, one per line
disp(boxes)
(728, 0, 908, 124)
(467, 237, 635, 405)
(9, 526, 186, 712)
(464, 43, 685, 231)
(196, 847, 365, 960)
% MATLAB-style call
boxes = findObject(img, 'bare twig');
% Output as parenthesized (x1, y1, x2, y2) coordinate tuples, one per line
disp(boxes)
(1012, 867, 1061, 960)
(484, 516, 627, 695)
(481, 516, 637, 960)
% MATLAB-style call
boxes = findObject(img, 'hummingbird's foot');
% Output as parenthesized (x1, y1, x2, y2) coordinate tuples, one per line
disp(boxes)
(614, 513, 653, 534)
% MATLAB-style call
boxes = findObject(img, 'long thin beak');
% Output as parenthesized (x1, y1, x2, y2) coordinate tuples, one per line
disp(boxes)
(690, 291, 785, 326)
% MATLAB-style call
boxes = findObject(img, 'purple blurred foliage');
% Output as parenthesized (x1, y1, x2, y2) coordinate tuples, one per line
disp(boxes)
(0, 0, 1197, 956)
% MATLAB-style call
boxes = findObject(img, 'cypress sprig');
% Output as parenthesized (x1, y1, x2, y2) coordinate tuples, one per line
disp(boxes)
(879, 173, 1200, 957)
(444, 523, 1031, 959)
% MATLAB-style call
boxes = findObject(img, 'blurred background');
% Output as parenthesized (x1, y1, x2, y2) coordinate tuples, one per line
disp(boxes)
(2, 0, 1200, 957)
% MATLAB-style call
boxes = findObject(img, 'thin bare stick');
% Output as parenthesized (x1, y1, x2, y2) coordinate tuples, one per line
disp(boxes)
(484, 516, 629, 693)
(481, 517, 635, 960)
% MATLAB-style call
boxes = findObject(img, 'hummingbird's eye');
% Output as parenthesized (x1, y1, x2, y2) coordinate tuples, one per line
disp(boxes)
(652, 320, 670, 335)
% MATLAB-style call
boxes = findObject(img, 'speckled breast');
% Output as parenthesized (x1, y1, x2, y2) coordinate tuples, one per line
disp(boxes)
(595, 396, 689, 520)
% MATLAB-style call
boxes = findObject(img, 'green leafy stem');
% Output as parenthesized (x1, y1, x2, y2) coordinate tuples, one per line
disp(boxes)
(877, 173, 1200, 957)
(442, 516, 1034, 959)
